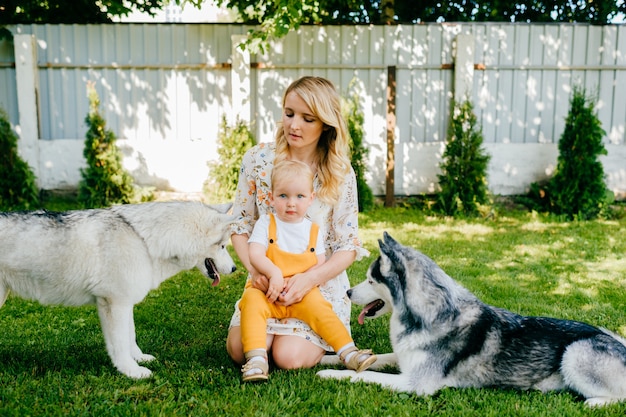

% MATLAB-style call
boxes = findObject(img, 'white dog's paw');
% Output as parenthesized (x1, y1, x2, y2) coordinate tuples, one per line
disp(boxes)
(129, 366, 153, 379)
(120, 364, 153, 379)
(317, 369, 357, 380)
(131, 344, 156, 363)
(135, 353, 156, 363)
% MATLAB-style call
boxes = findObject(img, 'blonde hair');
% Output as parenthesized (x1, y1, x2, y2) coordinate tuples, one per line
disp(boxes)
(274, 76, 351, 206)
(271, 160, 314, 192)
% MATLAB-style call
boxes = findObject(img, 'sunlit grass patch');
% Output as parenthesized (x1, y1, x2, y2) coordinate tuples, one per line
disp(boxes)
(1, 200, 626, 416)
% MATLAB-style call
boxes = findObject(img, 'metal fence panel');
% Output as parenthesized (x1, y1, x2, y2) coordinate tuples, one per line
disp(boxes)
(0, 23, 624, 195)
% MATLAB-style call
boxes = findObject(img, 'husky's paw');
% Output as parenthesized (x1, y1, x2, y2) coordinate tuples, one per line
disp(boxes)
(319, 354, 342, 367)
(584, 397, 618, 407)
(135, 353, 156, 363)
(317, 369, 357, 380)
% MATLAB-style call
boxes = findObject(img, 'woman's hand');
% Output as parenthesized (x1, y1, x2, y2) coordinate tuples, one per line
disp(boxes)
(276, 250, 356, 306)
(276, 271, 315, 306)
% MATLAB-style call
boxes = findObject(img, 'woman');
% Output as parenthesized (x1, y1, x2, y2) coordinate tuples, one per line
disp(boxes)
(226, 76, 368, 369)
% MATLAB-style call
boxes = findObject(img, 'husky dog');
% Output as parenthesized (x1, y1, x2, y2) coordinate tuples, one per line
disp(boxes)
(318, 232, 626, 407)
(0, 201, 237, 379)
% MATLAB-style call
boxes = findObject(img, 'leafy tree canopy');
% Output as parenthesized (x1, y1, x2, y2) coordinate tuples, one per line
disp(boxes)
(218, 0, 624, 50)
(2, 0, 623, 49)
(0, 0, 194, 24)
(3, 0, 623, 25)
(219, 0, 625, 25)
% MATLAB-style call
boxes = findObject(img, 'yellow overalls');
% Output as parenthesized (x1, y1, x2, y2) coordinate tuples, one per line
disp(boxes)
(240, 214, 352, 353)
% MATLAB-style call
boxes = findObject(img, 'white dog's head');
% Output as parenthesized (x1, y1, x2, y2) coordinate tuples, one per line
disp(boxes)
(196, 203, 237, 286)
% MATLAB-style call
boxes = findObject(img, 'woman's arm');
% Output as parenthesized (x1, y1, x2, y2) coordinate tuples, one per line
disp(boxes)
(229, 145, 275, 293)
(231, 233, 253, 272)
(232, 233, 271, 293)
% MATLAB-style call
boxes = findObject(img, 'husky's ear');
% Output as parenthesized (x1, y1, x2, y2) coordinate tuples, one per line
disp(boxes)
(210, 203, 233, 214)
(382, 231, 400, 248)
(378, 232, 404, 275)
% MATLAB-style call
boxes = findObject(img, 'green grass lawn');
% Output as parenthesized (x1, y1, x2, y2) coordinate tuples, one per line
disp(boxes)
(1, 201, 626, 416)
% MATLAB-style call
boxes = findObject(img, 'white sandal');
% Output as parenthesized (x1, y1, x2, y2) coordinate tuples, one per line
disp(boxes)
(340, 347, 377, 372)
(242, 349, 269, 382)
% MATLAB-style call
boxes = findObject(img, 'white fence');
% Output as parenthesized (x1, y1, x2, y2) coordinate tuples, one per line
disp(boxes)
(1, 23, 625, 198)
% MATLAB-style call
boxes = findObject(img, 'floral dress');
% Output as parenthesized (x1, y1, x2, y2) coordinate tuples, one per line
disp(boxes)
(228, 142, 369, 351)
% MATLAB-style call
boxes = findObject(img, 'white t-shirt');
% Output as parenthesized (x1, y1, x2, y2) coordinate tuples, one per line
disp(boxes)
(249, 214, 325, 255)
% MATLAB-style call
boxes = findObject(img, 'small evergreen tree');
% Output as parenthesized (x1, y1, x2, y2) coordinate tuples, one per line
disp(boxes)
(436, 99, 491, 216)
(0, 108, 40, 211)
(78, 82, 135, 208)
(541, 86, 610, 220)
(342, 82, 374, 212)
(204, 115, 255, 203)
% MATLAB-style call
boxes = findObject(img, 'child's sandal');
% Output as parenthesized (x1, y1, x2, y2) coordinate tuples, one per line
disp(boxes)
(242, 349, 269, 382)
(340, 347, 377, 372)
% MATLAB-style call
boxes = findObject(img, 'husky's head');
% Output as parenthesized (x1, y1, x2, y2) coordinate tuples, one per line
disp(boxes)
(349, 232, 462, 329)
(194, 203, 237, 286)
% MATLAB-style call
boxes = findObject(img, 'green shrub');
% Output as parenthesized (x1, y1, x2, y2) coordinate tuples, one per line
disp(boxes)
(78, 82, 136, 208)
(436, 98, 491, 216)
(0, 107, 40, 211)
(342, 81, 374, 212)
(204, 116, 255, 203)
(526, 86, 612, 220)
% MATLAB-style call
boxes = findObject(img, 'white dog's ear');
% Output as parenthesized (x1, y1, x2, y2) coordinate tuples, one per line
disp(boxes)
(210, 203, 233, 214)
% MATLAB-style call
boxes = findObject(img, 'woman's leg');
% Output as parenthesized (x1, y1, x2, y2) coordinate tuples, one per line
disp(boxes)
(226, 326, 245, 365)
(271, 335, 325, 369)
(226, 326, 274, 365)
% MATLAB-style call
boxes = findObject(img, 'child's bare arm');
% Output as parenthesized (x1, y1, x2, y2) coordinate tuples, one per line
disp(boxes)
(249, 242, 285, 302)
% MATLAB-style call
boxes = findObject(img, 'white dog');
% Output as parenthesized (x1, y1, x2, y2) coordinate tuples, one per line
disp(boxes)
(0, 201, 236, 379)
(319, 232, 626, 407)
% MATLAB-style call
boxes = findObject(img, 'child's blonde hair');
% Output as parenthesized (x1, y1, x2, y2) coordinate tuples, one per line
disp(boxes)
(271, 160, 314, 192)
(274, 76, 351, 206)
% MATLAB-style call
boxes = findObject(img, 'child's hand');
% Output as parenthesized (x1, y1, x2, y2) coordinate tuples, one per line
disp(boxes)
(266, 275, 285, 303)
(249, 269, 269, 293)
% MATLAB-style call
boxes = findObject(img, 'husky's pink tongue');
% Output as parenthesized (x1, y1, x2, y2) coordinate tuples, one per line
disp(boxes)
(358, 300, 383, 325)
(358, 309, 367, 325)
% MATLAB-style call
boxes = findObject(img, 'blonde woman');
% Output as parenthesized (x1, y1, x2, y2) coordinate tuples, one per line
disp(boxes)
(226, 76, 369, 370)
